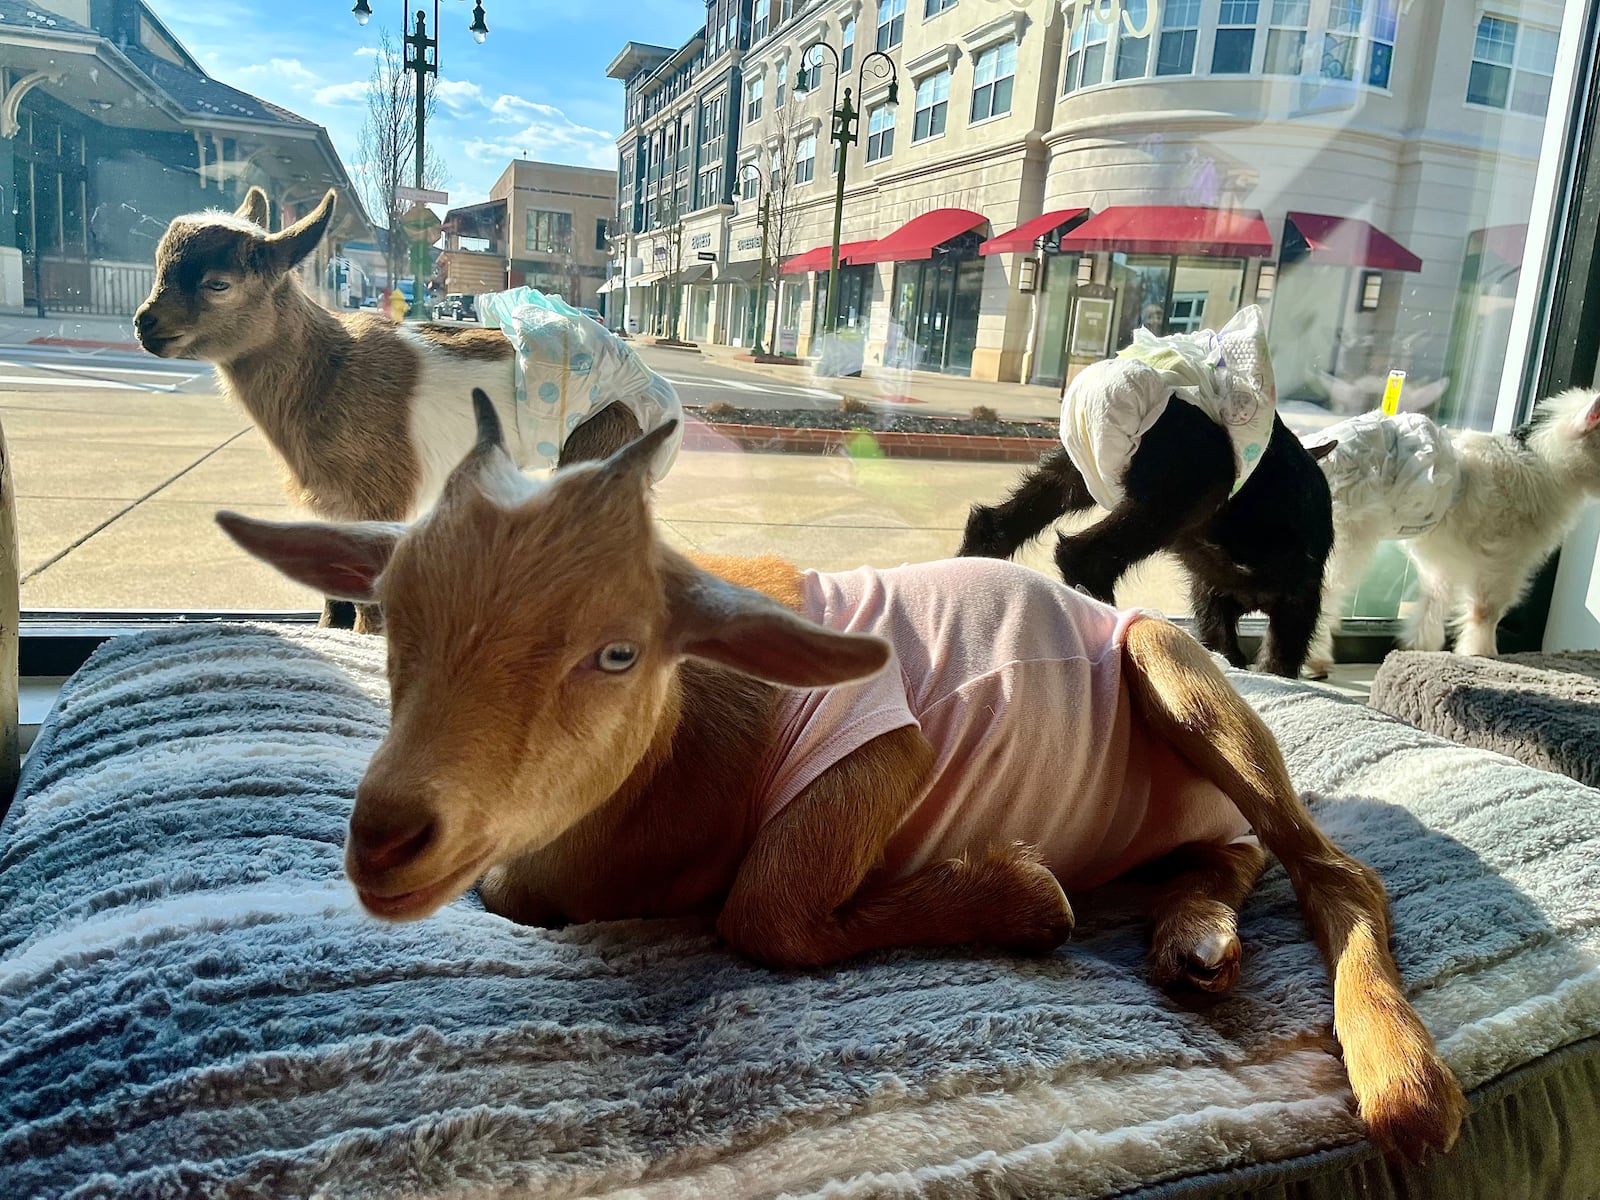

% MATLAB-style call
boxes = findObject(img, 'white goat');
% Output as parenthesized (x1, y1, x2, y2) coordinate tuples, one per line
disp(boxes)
(1303, 410, 1462, 677)
(1406, 387, 1600, 656)
(217, 389, 1466, 1163)
(133, 187, 642, 630)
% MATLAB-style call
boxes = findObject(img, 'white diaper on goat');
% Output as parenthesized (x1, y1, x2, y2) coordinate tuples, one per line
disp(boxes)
(1059, 305, 1277, 510)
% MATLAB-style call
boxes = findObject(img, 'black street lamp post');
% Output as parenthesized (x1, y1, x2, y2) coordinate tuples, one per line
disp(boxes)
(738, 164, 774, 356)
(795, 42, 898, 336)
(354, 1, 489, 316)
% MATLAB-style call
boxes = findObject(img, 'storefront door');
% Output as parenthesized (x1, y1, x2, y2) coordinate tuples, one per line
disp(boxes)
(1031, 254, 1076, 388)
(888, 248, 981, 376)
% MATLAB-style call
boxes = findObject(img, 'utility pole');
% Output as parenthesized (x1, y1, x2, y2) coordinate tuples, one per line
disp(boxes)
(402, 7, 437, 316)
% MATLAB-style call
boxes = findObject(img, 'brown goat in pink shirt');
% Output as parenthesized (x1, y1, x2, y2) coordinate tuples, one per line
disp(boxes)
(220, 390, 1465, 1163)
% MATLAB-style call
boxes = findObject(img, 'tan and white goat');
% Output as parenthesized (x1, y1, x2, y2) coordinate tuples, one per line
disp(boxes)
(218, 390, 1466, 1162)
(134, 187, 639, 631)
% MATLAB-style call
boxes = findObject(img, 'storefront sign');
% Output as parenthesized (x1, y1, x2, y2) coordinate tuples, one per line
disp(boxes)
(736, 235, 763, 251)
(690, 232, 713, 250)
(697, 251, 717, 261)
(1070, 294, 1115, 358)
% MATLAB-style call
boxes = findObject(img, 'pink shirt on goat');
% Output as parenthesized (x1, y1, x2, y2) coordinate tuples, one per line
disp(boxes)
(755, 558, 1251, 887)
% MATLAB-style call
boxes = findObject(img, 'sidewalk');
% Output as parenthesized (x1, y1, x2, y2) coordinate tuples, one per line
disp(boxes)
(0, 384, 1189, 614)
(695, 342, 1063, 424)
(0, 311, 142, 352)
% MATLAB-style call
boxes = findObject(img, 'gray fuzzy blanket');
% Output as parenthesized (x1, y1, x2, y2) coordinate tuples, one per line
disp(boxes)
(3, 626, 1599, 1198)
(1370, 650, 1600, 788)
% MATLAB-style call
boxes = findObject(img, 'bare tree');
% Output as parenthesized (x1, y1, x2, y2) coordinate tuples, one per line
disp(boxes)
(757, 86, 817, 354)
(356, 29, 449, 289)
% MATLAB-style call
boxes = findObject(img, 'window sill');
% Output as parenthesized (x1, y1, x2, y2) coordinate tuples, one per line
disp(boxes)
(909, 130, 947, 148)
(1057, 71, 1394, 102)
(966, 108, 1012, 131)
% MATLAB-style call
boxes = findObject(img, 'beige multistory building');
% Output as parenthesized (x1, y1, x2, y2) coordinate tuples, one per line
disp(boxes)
(441, 159, 617, 309)
(611, 0, 1559, 424)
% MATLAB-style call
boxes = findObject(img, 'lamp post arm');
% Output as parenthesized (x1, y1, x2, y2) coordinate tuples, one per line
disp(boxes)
(798, 39, 843, 113)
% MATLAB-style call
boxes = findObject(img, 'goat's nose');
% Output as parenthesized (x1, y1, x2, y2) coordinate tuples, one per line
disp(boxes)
(349, 817, 437, 872)
(134, 306, 158, 334)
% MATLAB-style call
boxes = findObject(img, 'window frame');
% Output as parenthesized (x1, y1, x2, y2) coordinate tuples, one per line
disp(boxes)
(1211, 0, 1260, 75)
(746, 76, 765, 124)
(970, 39, 1017, 122)
(912, 68, 951, 142)
(1262, 0, 1310, 77)
(794, 132, 817, 183)
(1156, 0, 1201, 76)
(865, 101, 896, 160)
(842, 17, 856, 71)
(877, 0, 906, 52)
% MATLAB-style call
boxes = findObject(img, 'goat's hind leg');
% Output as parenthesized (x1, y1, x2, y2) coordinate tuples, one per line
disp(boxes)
(1146, 837, 1266, 995)
(960, 447, 1093, 560)
(1122, 618, 1466, 1161)
(320, 599, 357, 631)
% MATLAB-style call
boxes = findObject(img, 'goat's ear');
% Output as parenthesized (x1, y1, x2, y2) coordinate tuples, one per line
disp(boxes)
(666, 564, 890, 688)
(215, 510, 400, 602)
(257, 189, 336, 275)
(601, 419, 679, 488)
(1578, 392, 1600, 436)
(1307, 438, 1338, 462)
(235, 187, 271, 230)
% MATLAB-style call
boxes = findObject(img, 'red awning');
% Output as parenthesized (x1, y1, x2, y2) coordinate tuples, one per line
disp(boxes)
(780, 240, 877, 275)
(851, 208, 989, 265)
(979, 208, 1091, 255)
(1286, 211, 1423, 272)
(1057, 206, 1275, 258)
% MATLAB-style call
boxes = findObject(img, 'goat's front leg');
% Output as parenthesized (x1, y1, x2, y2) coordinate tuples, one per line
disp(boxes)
(717, 726, 1074, 968)
(1122, 618, 1466, 1161)
(320, 599, 356, 630)
(959, 448, 1093, 560)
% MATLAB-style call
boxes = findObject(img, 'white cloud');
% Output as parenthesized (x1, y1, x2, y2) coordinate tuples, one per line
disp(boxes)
(235, 58, 321, 92)
(433, 79, 485, 111)
(313, 81, 370, 106)
(354, 46, 379, 57)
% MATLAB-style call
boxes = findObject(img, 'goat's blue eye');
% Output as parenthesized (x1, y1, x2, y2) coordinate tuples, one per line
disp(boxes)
(597, 643, 639, 673)
(204, 279, 231, 292)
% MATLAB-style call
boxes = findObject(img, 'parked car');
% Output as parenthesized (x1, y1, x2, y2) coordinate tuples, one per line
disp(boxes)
(578, 307, 604, 325)
(437, 294, 478, 322)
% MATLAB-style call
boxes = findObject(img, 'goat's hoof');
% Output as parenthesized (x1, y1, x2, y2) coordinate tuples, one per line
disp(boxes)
(1149, 904, 1242, 994)
(986, 855, 1074, 955)
(1358, 1050, 1468, 1164)
(1305, 657, 1333, 680)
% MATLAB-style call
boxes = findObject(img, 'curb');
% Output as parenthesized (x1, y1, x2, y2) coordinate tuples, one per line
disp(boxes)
(682, 420, 1051, 463)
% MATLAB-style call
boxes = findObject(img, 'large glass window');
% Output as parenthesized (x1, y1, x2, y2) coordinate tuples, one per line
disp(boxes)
(913, 70, 951, 142)
(971, 41, 1017, 122)
(877, 0, 905, 51)
(866, 103, 896, 161)
(0, 0, 1589, 672)
(1213, 0, 1260, 74)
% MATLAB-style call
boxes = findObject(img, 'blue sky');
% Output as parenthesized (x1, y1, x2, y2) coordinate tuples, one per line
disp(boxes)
(151, 0, 703, 217)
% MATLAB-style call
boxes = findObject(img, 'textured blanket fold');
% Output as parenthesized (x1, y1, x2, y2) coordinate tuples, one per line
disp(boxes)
(2, 626, 1598, 1198)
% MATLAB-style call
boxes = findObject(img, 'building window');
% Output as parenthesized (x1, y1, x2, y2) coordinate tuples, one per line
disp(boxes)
(782, 0, 794, 21)
(925, 0, 956, 16)
(877, 0, 905, 51)
(777, 60, 788, 108)
(746, 77, 764, 123)
(1319, 0, 1362, 80)
(1213, 0, 1259, 74)
(1114, 0, 1152, 80)
(842, 18, 855, 71)
(740, 162, 760, 198)
(1156, 0, 1200, 75)
(971, 40, 1017, 121)
(1080, 13, 1111, 86)
(1063, 15, 1086, 92)
(913, 69, 950, 141)
(1468, 15, 1558, 116)
(866, 102, 895, 160)
(1368, 0, 1397, 87)
(527, 210, 573, 255)
(795, 133, 816, 183)
(799, 47, 823, 92)
(595, 218, 609, 251)
(1264, 0, 1309, 76)
(753, 5, 769, 42)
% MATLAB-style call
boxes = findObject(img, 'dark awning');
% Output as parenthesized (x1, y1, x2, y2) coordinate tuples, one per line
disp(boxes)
(979, 208, 1091, 255)
(851, 208, 988, 265)
(670, 262, 714, 285)
(1285, 212, 1423, 272)
(1057, 206, 1274, 258)
(781, 241, 877, 275)
(714, 259, 763, 285)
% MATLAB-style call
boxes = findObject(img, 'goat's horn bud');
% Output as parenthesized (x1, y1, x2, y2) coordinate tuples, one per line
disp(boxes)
(604, 418, 679, 482)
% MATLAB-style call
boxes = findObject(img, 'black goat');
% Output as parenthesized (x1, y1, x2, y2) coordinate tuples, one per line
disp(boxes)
(959, 398, 1334, 678)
